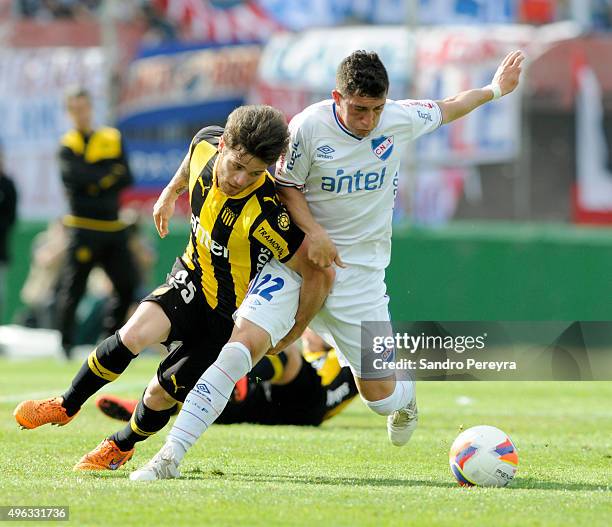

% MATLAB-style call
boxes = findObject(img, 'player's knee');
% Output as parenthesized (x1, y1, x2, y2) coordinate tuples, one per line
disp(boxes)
(357, 377, 395, 402)
(143, 379, 177, 411)
(231, 318, 270, 361)
(119, 322, 150, 354)
(363, 395, 397, 416)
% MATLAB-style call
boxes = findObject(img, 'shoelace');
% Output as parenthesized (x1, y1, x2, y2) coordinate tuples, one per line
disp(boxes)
(39, 399, 65, 415)
(87, 451, 111, 465)
(393, 405, 417, 425)
(145, 448, 177, 477)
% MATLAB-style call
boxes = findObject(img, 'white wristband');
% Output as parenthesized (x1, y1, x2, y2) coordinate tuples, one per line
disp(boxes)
(487, 83, 502, 100)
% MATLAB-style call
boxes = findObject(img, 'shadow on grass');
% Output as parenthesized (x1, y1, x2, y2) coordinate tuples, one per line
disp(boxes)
(178, 471, 610, 492)
(181, 470, 456, 488)
(80, 471, 611, 492)
(511, 477, 611, 492)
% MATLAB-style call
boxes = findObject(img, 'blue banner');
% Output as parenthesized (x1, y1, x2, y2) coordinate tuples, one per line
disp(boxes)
(123, 139, 187, 189)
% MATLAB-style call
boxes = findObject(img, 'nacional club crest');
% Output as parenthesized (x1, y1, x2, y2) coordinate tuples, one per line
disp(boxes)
(371, 135, 394, 161)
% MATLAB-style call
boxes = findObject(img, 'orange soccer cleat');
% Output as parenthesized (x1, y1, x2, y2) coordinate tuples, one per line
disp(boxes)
(95, 395, 138, 422)
(74, 438, 134, 471)
(13, 397, 77, 429)
(232, 376, 249, 403)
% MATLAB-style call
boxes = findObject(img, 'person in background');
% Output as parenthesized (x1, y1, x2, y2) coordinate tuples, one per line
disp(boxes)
(0, 149, 18, 323)
(54, 87, 138, 359)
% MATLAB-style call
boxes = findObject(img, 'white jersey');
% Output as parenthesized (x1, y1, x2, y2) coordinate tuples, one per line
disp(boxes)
(275, 98, 442, 269)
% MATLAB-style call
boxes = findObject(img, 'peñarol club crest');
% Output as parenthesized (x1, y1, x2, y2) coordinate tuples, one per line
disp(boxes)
(371, 135, 394, 161)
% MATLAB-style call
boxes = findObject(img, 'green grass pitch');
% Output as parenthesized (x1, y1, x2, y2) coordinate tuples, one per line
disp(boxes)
(1, 357, 610, 526)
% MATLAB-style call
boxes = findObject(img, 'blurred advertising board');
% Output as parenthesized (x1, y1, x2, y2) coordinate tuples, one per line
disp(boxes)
(160, 0, 516, 35)
(154, 0, 282, 42)
(249, 27, 412, 112)
(250, 25, 526, 166)
(0, 47, 106, 220)
(118, 42, 261, 127)
(574, 63, 612, 223)
(117, 42, 261, 212)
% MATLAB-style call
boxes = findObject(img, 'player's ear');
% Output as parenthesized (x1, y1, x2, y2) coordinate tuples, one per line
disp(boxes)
(331, 90, 342, 105)
(218, 135, 225, 153)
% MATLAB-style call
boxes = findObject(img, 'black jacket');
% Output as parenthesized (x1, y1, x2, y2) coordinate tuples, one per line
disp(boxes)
(58, 126, 133, 222)
(0, 172, 17, 263)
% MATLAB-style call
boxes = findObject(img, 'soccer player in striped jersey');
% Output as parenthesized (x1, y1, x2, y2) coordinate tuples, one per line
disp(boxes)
(13, 105, 333, 471)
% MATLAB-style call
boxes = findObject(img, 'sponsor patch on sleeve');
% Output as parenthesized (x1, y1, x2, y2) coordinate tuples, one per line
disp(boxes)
(252, 219, 290, 260)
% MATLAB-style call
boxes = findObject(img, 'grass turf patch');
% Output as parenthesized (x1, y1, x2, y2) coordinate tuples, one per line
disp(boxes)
(1, 358, 610, 526)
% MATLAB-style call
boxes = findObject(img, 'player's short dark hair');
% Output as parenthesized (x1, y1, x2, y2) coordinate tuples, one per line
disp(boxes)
(223, 105, 290, 166)
(65, 86, 92, 105)
(336, 50, 389, 98)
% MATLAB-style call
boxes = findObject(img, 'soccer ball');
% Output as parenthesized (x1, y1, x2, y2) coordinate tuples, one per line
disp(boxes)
(449, 425, 519, 487)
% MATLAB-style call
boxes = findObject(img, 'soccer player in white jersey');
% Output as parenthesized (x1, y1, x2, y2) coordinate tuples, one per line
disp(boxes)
(272, 49, 524, 442)
(131, 49, 523, 480)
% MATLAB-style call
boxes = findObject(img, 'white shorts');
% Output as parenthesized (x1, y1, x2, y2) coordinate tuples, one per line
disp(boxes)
(309, 265, 393, 379)
(234, 258, 301, 348)
(236, 259, 393, 378)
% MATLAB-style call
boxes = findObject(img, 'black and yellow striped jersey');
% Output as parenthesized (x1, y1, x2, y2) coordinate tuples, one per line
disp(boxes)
(181, 126, 305, 319)
(58, 126, 133, 230)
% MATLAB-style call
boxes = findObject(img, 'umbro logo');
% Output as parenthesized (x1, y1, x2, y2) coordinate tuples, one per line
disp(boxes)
(316, 145, 335, 159)
(196, 383, 211, 395)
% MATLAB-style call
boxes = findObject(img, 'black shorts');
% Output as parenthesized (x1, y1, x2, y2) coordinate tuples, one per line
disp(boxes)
(142, 258, 234, 402)
(216, 359, 328, 426)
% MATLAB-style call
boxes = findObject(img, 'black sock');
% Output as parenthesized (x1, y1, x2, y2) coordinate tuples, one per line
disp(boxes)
(110, 400, 177, 451)
(62, 332, 136, 416)
(249, 351, 288, 383)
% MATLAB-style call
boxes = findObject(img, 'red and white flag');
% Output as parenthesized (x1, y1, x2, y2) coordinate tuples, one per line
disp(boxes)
(574, 58, 612, 223)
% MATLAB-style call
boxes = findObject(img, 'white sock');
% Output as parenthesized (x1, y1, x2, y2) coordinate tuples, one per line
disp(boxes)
(166, 342, 252, 463)
(362, 380, 415, 416)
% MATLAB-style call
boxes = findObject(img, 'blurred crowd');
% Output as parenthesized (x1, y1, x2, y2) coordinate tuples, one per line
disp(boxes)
(13, 0, 179, 40)
(16, 0, 102, 19)
(8, 1, 612, 31)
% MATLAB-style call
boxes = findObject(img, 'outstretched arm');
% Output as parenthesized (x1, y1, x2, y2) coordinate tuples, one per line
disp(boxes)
(437, 50, 525, 125)
(152, 153, 190, 238)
